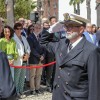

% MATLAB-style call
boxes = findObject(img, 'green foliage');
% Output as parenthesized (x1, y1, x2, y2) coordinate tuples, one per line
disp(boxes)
(14, 0, 36, 20)
(0, 0, 6, 18)
(0, 0, 36, 20)
(69, 0, 85, 5)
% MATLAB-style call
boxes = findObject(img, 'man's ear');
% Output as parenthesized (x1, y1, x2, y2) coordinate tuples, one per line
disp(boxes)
(79, 26, 85, 34)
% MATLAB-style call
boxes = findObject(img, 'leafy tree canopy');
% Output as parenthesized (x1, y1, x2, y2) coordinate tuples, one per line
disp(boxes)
(0, 0, 36, 20)
(69, 0, 85, 5)
(14, 0, 36, 20)
(0, 0, 6, 18)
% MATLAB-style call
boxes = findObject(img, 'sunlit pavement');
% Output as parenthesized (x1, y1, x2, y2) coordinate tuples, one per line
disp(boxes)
(19, 85, 52, 100)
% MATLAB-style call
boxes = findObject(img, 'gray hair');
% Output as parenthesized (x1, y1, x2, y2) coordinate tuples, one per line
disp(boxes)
(86, 23, 92, 27)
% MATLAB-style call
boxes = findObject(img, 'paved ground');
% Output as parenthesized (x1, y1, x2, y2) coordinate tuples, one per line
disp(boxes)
(19, 85, 52, 100)
(20, 92, 52, 100)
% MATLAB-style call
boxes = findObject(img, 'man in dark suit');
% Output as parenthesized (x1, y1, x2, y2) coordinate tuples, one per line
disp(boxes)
(27, 23, 45, 95)
(40, 13, 100, 100)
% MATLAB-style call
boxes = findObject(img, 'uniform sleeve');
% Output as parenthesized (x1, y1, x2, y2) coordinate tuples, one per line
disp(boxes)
(87, 48, 100, 100)
(41, 40, 56, 58)
(0, 51, 16, 98)
(39, 30, 54, 44)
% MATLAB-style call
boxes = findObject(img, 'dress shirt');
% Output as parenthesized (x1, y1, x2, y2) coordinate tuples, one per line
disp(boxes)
(68, 37, 83, 53)
(89, 33, 94, 43)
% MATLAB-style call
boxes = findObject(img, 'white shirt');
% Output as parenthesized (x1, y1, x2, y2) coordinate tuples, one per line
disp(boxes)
(68, 37, 83, 53)
(48, 21, 64, 33)
(34, 32, 38, 40)
(89, 33, 94, 43)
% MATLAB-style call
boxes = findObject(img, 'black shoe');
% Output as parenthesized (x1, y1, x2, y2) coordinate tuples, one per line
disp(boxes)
(35, 90, 42, 94)
(17, 93, 21, 98)
(46, 86, 52, 93)
(30, 90, 37, 95)
(26, 81, 30, 87)
(17, 93, 26, 99)
(41, 81, 46, 85)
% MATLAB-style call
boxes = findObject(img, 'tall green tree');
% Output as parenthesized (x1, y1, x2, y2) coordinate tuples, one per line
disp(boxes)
(69, 0, 85, 5)
(14, 0, 36, 20)
(69, 0, 85, 14)
(86, 0, 91, 20)
(0, 0, 6, 18)
(0, 0, 36, 20)
(6, 0, 14, 27)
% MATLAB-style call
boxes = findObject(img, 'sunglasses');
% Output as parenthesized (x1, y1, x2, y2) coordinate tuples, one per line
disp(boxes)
(30, 28, 34, 30)
(64, 25, 80, 29)
(16, 28, 22, 30)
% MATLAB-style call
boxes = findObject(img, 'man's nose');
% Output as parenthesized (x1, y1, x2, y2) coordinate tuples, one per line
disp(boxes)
(67, 27, 73, 32)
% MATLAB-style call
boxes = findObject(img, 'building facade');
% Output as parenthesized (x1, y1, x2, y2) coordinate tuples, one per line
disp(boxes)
(58, 0, 99, 26)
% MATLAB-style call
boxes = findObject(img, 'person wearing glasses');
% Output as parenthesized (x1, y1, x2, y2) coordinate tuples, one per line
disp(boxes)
(40, 13, 100, 100)
(13, 22, 30, 99)
(27, 23, 45, 95)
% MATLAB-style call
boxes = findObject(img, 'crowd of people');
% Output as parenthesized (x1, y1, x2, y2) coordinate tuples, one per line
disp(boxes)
(0, 16, 58, 100)
(0, 13, 100, 100)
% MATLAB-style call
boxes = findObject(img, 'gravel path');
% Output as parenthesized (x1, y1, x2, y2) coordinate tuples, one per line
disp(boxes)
(19, 85, 52, 100)
(20, 92, 52, 100)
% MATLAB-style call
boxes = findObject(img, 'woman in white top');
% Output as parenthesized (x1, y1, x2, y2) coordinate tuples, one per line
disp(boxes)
(13, 22, 30, 98)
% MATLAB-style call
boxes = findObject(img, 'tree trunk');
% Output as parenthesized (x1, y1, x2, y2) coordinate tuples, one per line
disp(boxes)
(6, 0, 14, 27)
(77, 3, 80, 15)
(86, 0, 91, 21)
(97, 4, 100, 26)
(74, 4, 77, 14)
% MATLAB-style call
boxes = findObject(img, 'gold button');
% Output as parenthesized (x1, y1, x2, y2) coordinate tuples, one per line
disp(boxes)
(57, 85, 59, 88)
(64, 90, 67, 95)
(58, 76, 60, 78)
(65, 82, 68, 85)
(68, 73, 70, 76)
(59, 67, 61, 70)
(60, 53, 62, 56)
(64, 90, 67, 93)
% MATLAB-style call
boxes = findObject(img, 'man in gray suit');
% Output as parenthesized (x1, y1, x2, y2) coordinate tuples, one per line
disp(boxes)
(40, 13, 100, 100)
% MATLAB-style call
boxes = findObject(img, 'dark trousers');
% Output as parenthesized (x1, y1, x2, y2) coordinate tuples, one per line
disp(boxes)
(51, 63, 56, 89)
(41, 57, 56, 89)
(0, 96, 17, 100)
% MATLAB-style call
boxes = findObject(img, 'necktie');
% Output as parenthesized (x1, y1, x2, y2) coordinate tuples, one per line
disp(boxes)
(98, 40, 100, 47)
(68, 43, 72, 52)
